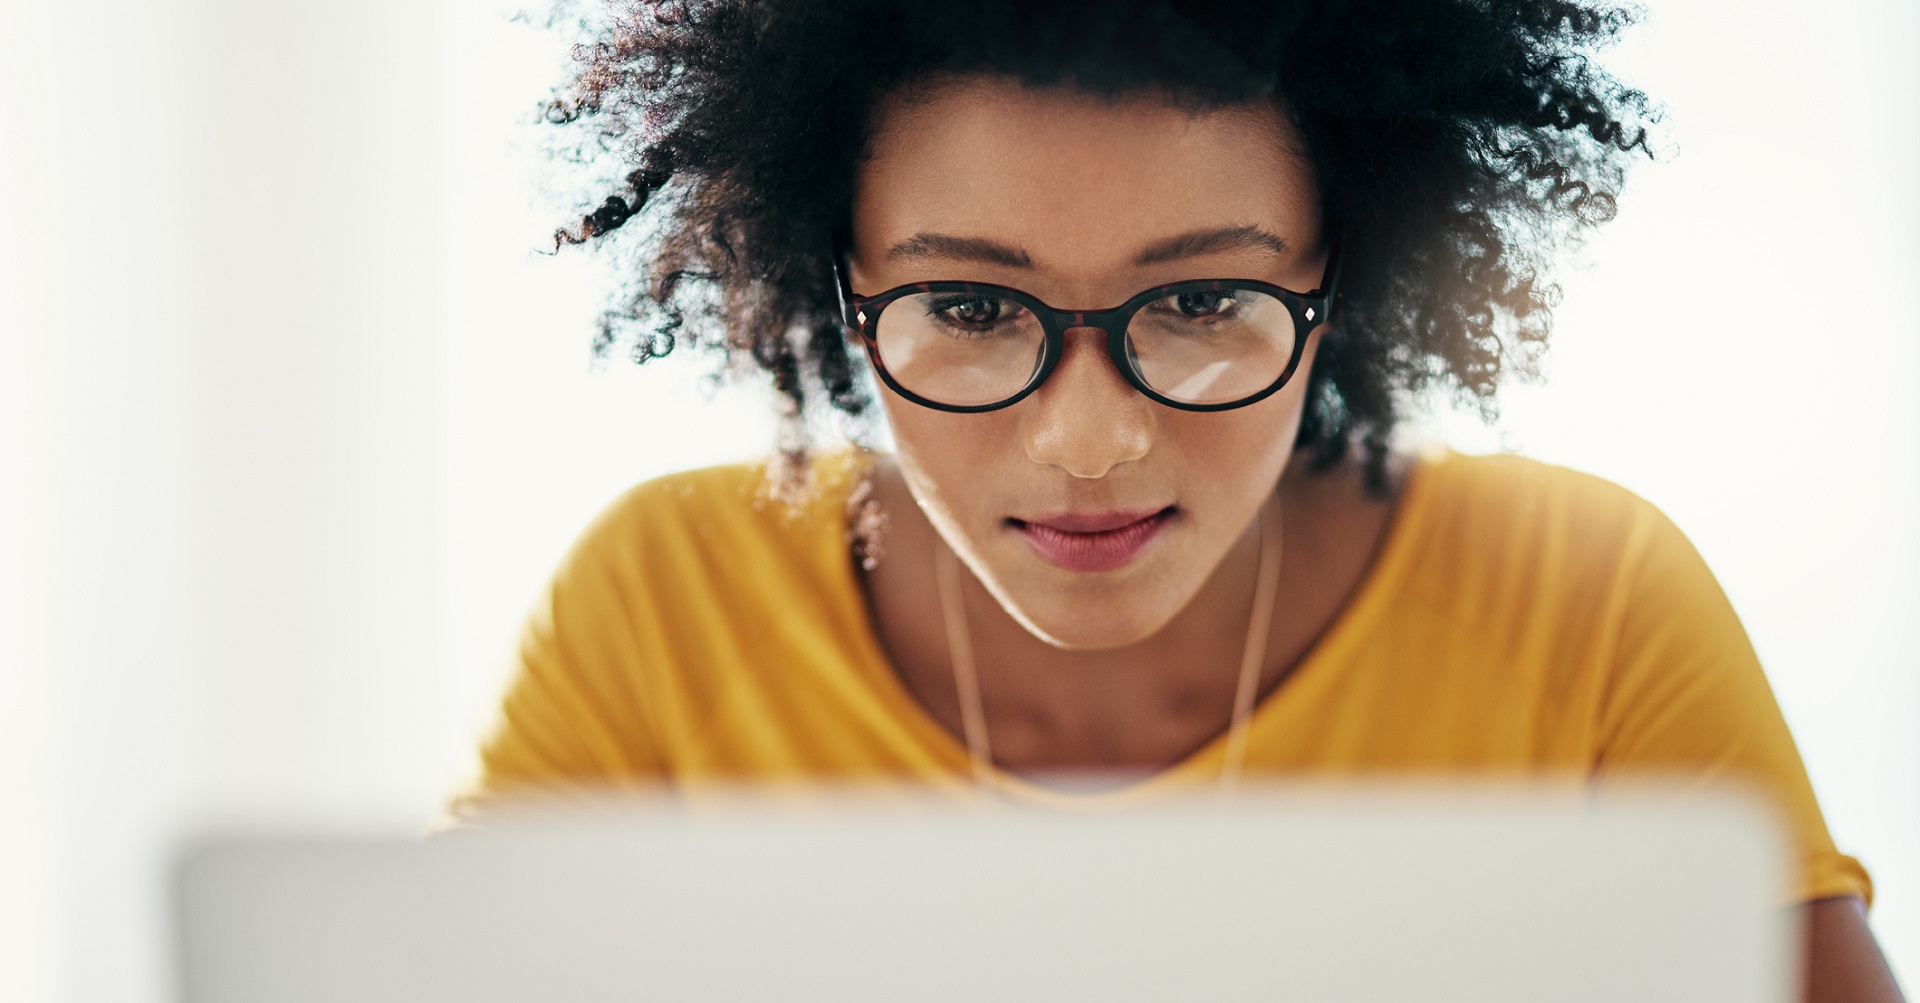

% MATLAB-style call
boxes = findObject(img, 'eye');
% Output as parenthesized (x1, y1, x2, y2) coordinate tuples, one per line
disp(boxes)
(1171, 289, 1238, 319)
(928, 294, 1017, 330)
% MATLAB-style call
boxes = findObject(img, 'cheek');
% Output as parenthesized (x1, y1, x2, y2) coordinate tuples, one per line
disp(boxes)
(1164, 344, 1318, 496)
(1175, 406, 1294, 471)
(1159, 392, 1304, 533)
(876, 390, 1013, 521)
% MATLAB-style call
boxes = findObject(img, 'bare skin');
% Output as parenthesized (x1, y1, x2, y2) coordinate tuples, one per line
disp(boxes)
(1803, 899, 1905, 1003)
(845, 75, 1903, 1002)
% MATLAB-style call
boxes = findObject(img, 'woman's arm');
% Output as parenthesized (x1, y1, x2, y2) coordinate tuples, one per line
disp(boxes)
(1573, 496, 1897, 1000)
(1804, 897, 1905, 1003)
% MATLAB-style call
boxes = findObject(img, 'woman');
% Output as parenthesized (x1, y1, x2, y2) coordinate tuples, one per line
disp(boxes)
(448, 1, 1902, 997)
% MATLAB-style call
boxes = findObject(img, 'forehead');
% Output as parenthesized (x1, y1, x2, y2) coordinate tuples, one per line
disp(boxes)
(851, 76, 1321, 274)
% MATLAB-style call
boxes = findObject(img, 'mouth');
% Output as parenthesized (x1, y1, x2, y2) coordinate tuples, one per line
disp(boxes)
(1007, 506, 1178, 573)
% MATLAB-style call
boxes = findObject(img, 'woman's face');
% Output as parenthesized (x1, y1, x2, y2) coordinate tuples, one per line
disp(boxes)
(847, 76, 1329, 650)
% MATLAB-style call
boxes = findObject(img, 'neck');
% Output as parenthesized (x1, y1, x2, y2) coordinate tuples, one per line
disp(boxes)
(858, 448, 1401, 777)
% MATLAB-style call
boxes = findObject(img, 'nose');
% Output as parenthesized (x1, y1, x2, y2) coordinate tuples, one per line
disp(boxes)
(1020, 327, 1154, 478)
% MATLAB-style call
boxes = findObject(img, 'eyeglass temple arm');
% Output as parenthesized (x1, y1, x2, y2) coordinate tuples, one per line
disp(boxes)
(831, 253, 864, 331)
(1314, 232, 1344, 308)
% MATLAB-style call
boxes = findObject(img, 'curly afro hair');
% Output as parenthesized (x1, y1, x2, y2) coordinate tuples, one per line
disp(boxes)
(545, 0, 1656, 487)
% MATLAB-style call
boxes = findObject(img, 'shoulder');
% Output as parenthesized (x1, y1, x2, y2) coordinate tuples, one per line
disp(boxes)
(567, 448, 867, 577)
(1386, 448, 1694, 646)
(527, 447, 875, 696)
(585, 459, 772, 553)
(1408, 448, 1672, 567)
(1418, 449, 1656, 527)
(527, 450, 876, 661)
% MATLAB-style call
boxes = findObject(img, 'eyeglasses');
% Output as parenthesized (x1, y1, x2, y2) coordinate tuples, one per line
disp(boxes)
(833, 242, 1340, 413)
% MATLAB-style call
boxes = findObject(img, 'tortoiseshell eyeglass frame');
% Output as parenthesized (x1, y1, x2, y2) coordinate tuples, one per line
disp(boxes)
(830, 238, 1342, 413)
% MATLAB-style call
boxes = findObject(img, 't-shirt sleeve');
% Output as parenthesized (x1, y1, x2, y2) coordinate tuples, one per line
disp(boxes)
(1591, 500, 1872, 907)
(439, 494, 672, 829)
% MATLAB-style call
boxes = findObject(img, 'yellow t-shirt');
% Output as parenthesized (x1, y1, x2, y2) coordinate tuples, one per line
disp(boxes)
(447, 448, 1871, 906)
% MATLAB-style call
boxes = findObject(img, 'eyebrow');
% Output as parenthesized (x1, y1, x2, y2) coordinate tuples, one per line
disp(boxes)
(884, 225, 1290, 269)
(886, 233, 1033, 268)
(1134, 225, 1290, 265)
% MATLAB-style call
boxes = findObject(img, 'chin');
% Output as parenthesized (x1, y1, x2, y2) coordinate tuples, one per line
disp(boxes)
(962, 531, 1202, 649)
(993, 587, 1182, 651)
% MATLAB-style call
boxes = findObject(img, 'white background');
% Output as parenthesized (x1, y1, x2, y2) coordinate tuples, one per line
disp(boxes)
(1, 0, 1914, 999)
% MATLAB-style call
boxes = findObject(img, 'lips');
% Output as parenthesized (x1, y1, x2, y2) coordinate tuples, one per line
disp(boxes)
(1009, 507, 1176, 573)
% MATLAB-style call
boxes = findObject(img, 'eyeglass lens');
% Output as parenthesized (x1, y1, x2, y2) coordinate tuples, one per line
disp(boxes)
(872, 286, 1298, 408)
